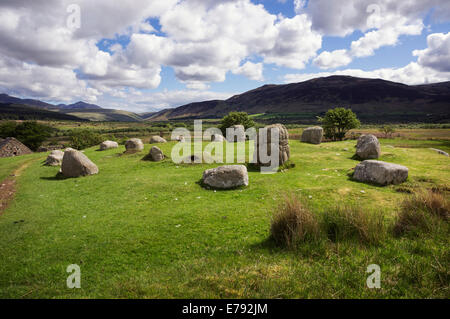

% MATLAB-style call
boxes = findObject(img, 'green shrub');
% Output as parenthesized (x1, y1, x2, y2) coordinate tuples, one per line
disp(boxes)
(318, 107, 360, 141)
(69, 129, 103, 150)
(321, 205, 385, 245)
(270, 195, 320, 248)
(219, 112, 255, 134)
(0, 121, 53, 151)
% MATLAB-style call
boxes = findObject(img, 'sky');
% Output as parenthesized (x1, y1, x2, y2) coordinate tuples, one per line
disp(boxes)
(0, 0, 449, 113)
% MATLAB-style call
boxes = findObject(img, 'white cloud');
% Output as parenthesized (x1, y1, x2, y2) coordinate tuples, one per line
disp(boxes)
(414, 32, 450, 72)
(313, 50, 352, 69)
(232, 62, 264, 81)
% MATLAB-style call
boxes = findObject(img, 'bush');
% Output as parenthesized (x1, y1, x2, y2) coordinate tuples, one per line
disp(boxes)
(322, 205, 385, 245)
(0, 121, 53, 151)
(69, 129, 103, 150)
(318, 107, 360, 141)
(393, 190, 449, 236)
(219, 112, 255, 134)
(270, 195, 320, 248)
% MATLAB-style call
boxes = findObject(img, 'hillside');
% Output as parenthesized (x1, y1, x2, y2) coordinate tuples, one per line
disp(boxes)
(147, 76, 450, 123)
(59, 108, 143, 122)
(0, 103, 87, 121)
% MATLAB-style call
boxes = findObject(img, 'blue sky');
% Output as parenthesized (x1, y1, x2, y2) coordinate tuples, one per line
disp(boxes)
(0, 0, 449, 112)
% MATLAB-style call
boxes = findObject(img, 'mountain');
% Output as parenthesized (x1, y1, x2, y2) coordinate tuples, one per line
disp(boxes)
(147, 76, 450, 124)
(0, 94, 58, 110)
(0, 103, 87, 121)
(59, 108, 143, 122)
(57, 101, 103, 110)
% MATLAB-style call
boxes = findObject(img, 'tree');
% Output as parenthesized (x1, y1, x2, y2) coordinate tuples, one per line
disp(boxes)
(0, 121, 53, 150)
(379, 125, 395, 138)
(219, 112, 255, 134)
(318, 107, 360, 141)
(69, 129, 103, 150)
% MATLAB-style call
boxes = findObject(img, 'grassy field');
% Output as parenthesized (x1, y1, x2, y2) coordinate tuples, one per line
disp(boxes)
(0, 137, 449, 298)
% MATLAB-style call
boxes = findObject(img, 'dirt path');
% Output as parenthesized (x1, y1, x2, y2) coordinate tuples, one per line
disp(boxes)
(0, 158, 39, 214)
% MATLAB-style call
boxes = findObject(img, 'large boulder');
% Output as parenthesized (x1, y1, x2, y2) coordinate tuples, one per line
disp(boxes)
(226, 125, 246, 143)
(61, 149, 99, 177)
(202, 165, 249, 189)
(147, 146, 164, 162)
(356, 134, 381, 159)
(45, 150, 64, 166)
(211, 134, 224, 142)
(99, 140, 118, 151)
(301, 126, 323, 144)
(125, 138, 144, 152)
(150, 136, 167, 144)
(255, 123, 290, 167)
(353, 160, 408, 185)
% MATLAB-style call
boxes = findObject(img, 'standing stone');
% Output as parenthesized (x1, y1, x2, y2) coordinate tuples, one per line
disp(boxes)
(99, 140, 118, 150)
(125, 138, 144, 152)
(45, 150, 64, 166)
(0, 137, 32, 158)
(202, 165, 249, 189)
(301, 126, 323, 144)
(150, 136, 167, 144)
(255, 123, 290, 167)
(147, 146, 164, 162)
(356, 134, 381, 159)
(226, 125, 246, 143)
(61, 149, 98, 177)
(211, 134, 224, 142)
(353, 160, 408, 185)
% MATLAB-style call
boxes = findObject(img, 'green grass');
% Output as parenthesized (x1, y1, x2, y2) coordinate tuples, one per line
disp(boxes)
(0, 139, 448, 298)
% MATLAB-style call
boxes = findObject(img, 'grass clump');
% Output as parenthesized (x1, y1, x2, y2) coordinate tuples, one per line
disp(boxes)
(270, 195, 320, 248)
(393, 190, 449, 236)
(322, 205, 385, 245)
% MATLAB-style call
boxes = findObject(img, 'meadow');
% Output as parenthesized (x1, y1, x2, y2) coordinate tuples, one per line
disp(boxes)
(0, 133, 448, 298)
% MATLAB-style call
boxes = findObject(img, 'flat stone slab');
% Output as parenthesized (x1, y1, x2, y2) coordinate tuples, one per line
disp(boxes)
(353, 160, 408, 185)
(202, 165, 248, 189)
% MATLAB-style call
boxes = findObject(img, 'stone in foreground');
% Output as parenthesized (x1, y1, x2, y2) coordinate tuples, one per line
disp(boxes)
(353, 160, 408, 185)
(100, 140, 118, 151)
(125, 138, 144, 152)
(61, 149, 98, 177)
(150, 136, 167, 144)
(45, 150, 64, 166)
(202, 165, 248, 189)
(430, 148, 449, 157)
(356, 134, 381, 159)
(255, 123, 290, 167)
(0, 137, 33, 158)
(301, 126, 323, 144)
(148, 146, 164, 162)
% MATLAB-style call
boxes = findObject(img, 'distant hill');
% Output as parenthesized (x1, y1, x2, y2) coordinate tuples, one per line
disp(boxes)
(57, 101, 103, 110)
(0, 94, 58, 110)
(147, 76, 450, 124)
(0, 103, 87, 121)
(59, 108, 143, 122)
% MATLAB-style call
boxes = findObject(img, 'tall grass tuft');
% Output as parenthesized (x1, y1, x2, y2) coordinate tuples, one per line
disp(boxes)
(270, 195, 320, 248)
(321, 205, 386, 245)
(393, 190, 449, 236)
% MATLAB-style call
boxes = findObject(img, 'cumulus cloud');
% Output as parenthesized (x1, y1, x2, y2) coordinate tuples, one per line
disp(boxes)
(313, 50, 352, 69)
(232, 62, 264, 81)
(414, 32, 450, 72)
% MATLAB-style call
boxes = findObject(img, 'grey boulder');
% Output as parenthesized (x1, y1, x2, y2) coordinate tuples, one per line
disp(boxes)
(353, 160, 408, 185)
(301, 126, 323, 144)
(150, 136, 167, 144)
(430, 148, 449, 157)
(148, 146, 164, 161)
(211, 134, 224, 142)
(61, 149, 98, 177)
(125, 138, 144, 152)
(202, 165, 248, 189)
(99, 140, 118, 150)
(356, 134, 381, 159)
(226, 125, 246, 143)
(45, 150, 64, 166)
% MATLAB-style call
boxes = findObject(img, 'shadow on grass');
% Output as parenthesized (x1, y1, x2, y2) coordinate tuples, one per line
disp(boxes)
(195, 178, 247, 191)
(40, 173, 71, 181)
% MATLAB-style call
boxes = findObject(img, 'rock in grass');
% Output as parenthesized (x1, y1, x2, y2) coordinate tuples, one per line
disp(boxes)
(99, 140, 118, 150)
(61, 149, 98, 177)
(430, 148, 449, 157)
(202, 165, 248, 189)
(150, 136, 167, 144)
(356, 134, 381, 159)
(125, 138, 144, 152)
(255, 123, 290, 167)
(301, 126, 323, 144)
(45, 150, 64, 166)
(148, 146, 164, 162)
(353, 160, 408, 185)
